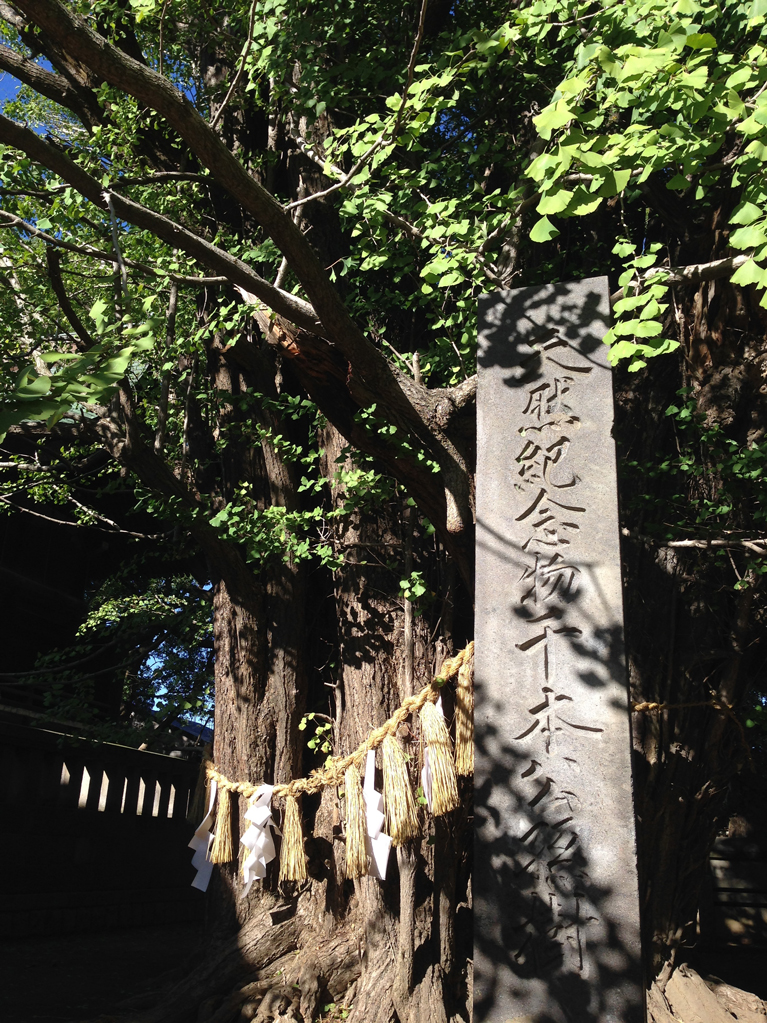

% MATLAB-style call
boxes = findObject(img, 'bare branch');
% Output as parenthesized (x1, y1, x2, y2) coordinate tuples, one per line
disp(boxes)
(7, 0, 478, 583)
(111, 171, 212, 188)
(392, 0, 430, 141)
(14, 0, 443, 466)
(154, 279, 177, 456)
(66, 491, 135, 533)
(294, 136, 344, 179)
(158, 0, 171, 75)
(295, 138, 503, 286)
(0, 118, 323, 332)
(561, 168, 642, 186)
(650, 254, 751, 287)
(0, 184, 67, 197)
(609, 254, 752, 304)
(0, 43, 76, 108)
(0, 209, 227, 285)
(45, 247, 96, 350)
(13, 4, 349, 331)
(0, 493, 167, 538)
(667, 538, 767, 554)
(105, 190, 130, 301)
(621, 528, 767, 556)
(285, 136, 386, 213)
(0, 3, 26, 31)
(444, 375, 477, 412)
(0, 42, 102, 127)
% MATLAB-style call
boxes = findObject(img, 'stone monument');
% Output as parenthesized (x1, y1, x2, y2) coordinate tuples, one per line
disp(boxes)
(474, 277, 643, 1023)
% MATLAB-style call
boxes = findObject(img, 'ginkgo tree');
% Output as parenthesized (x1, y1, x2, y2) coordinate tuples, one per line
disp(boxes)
(0, 0, 766, 1020)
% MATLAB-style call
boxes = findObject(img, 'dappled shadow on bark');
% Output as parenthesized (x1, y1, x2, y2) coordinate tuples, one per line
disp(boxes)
(612, 302, 766, 980)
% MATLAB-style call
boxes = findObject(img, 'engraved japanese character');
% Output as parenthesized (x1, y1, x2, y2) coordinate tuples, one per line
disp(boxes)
(520, 553, 581, 605)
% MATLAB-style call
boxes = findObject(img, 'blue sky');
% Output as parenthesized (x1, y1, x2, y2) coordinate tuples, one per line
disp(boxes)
(0, 71, 20, 106)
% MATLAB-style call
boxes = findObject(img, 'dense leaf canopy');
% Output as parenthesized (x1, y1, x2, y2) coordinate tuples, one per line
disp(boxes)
(0, 0, 766, 743)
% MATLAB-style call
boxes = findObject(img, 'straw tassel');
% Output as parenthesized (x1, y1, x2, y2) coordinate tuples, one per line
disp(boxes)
(381, 734, 419, 844)
(209, 784, 234, 864)
(419, 701, 459, 815)
(344, 766, 368, 879)
(279, 795, 307, 882)
(454, 653, 474, 777)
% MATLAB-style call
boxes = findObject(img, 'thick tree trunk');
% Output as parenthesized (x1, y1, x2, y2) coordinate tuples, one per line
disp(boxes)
(210, 556, 307, 922)
(319, 425, 473, 1023)
(616, 270, 766, 983)
(132, 422, 471, 1023)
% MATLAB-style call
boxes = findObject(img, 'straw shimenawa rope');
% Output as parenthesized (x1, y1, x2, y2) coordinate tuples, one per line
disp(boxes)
(279, 795, 307, 881)
(201, 644, 474, 866)
(633, 699, 732, 713)
(419, 700, 459, 815)
(633, 695, 753, 768)
(209, 784, 233, 864)
(206, 642, 474, 804)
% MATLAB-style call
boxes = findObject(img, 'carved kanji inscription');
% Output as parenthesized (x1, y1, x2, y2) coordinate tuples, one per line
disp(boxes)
(475, 278, 643, 1023)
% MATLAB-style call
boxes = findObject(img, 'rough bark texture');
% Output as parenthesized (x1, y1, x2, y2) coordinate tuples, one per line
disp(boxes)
(318, 424, 473, 1023)
(616, 267, 767, 985)
(0, 7, 476, 1016)
(7, 6, 767, 1022)
(116, 421, 472, 1023)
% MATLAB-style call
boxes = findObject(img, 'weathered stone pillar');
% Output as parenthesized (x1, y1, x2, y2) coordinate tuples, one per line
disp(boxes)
(475, 277, 643, 1023)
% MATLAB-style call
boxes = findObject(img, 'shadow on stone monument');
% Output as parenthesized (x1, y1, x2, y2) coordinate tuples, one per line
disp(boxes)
(474, 279, 644, 1023)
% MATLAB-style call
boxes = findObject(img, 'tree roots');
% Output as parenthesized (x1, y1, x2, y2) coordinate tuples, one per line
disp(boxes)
(116, 906, 360, 1023)
(648, 963, 767, 1023)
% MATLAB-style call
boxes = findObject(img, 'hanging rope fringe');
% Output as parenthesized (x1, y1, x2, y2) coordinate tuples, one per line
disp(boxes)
(209, 785, 234, 864)
(454, 654, 474, 777)
(419, 701, 459, 816)
(344, 765, 369, 879)
(279, 795, 307, 882)
(201, 642, 474, 875)
(382, 734, 420, 845)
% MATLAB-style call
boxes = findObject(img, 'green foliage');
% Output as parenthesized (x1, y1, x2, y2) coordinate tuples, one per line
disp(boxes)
(298, 712, 333, 756)
(14, 553, 215, 745)
(399, 569, 428, 603)
(516, 0, 767, 365)
(1, 0, 764, 441)
(1, 0, 766, 740)
(208, 491, 343, 571)
(316, 1004, 349, 1022)
(607, 242, 676, 370)
(745, 697, 767, 732)
(622, 388, 767, 585)
(0, 324, 158, 439)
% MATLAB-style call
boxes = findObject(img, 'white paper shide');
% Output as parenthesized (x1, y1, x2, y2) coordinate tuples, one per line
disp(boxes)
(188, 779, 217, 892)
(363, 749, 392, 880)
(240, 784, 278, 897)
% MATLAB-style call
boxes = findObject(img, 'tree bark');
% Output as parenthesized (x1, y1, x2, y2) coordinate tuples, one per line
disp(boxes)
(313, 424, 473, 1023)
(616, 267, 766, 982)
